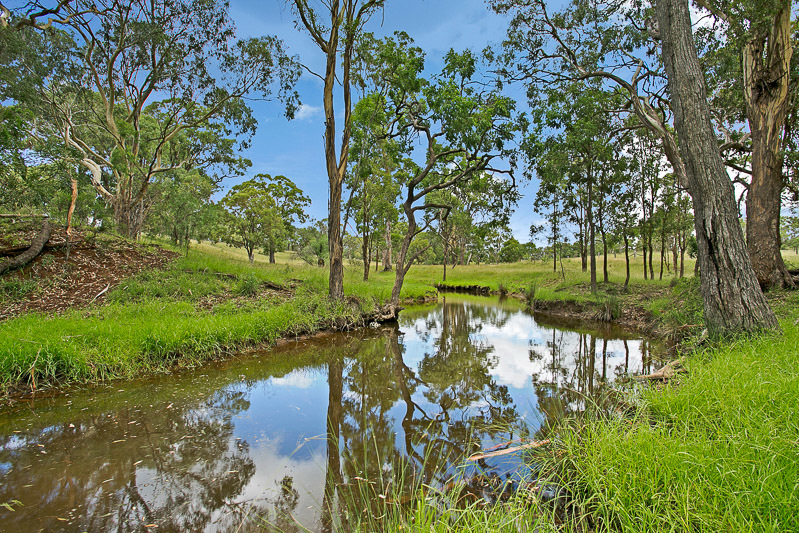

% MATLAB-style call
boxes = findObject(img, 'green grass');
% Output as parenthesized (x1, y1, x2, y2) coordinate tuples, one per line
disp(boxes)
(0, 290, 370, 391)
(0, 239, 442, 392)
(2, 237, 798, 529)
(361, 302, 799, 532)
(544, 315, 799, 532)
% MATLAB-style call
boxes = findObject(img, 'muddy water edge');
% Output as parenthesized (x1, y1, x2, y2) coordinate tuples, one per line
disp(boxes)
(0, 294, 666, 532)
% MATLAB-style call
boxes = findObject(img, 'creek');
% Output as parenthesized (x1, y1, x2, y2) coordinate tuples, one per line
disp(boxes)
(0, 295, 664, 532)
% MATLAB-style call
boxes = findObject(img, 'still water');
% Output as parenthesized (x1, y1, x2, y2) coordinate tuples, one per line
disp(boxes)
(0, 295, 663, 532)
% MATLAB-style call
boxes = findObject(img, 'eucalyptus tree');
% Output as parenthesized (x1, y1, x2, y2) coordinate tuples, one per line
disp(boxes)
(607, 168, 639, 290)
(492, 0, 689, 191)
(288, 0, 385, 300)
(258, 174, 311, 263)
(145, 169, 217, 251)
(4, 0, 300, 239)
(365, 44, 520, 307)
(220, 174, 309, 264)
(657, 0, 778, 335)
(693, 0, 795, 289)
(528, 80, 622, 292)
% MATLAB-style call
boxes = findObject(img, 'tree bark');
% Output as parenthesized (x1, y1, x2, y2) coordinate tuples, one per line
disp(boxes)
(659, 224, 665, 280)
(269, 242, 276, 264)
(743, 2, 794, 290)
(362, 231, 370, 281)
(113, 197, 147, 239)
(623, 230, 630, 290)
(320, 1, 345, 301)
(657, 0, 779, 336)
(580, 206, 588, 272)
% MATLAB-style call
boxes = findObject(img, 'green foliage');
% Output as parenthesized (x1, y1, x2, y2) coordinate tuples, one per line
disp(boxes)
(4, 0, 300, 236)
(294, 219, 329, 267)
(146, 169, 219, 249)
(499, 237, 524, 263)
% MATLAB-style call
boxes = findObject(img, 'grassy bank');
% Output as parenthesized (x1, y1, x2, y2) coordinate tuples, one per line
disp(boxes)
(0, 236, 739, 393)
(549, 316, 799, 532)
(0, 241, 435, 393)
(3, 237, 799, 529)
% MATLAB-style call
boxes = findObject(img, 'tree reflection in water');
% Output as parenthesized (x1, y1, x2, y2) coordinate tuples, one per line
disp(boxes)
(0, 296, 661, 532)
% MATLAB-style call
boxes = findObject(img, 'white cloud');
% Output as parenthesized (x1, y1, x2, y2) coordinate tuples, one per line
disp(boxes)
(296, 104, 322, 121)
(270, 369, 320, 389)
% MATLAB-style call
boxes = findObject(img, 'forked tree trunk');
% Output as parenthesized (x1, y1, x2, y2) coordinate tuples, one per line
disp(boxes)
(743, 2, 794, 290)
(657, 0, 779, 336)
(113, 197, 147, 239)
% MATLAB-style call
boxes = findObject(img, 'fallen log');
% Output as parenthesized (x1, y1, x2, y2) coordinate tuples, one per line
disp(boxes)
(636, 356, 686, 381)
(0, 219, 51, 276)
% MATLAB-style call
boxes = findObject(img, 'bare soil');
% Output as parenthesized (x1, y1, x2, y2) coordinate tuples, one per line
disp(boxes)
(0, 227, 177, 320)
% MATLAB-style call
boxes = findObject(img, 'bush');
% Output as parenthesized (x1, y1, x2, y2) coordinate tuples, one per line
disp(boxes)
(523, 282, 537, 310)
(595, 295, 621, 322)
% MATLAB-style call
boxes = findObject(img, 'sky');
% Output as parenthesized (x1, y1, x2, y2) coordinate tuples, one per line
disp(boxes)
(224, 0, 540, 242)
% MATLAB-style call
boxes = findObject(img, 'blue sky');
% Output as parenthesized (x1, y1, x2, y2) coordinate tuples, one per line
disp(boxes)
(226, 0, 540, 242)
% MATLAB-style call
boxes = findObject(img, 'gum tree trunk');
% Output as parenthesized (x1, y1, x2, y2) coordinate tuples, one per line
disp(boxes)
(657, 0, 779, 336)
(743, 3, 794, 290)
(362, 230, 370, 281)
(382, 221, 393, 271)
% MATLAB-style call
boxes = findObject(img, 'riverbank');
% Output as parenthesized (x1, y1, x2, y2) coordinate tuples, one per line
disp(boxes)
(1, 235, 690, 395)
(0, 236, 434, 396)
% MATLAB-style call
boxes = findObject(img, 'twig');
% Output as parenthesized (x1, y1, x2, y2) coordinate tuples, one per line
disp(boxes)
(91, 284, 110, 302)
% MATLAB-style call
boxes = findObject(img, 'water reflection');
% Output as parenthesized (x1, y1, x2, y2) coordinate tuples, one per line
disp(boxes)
(0, 295, 662, 532)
